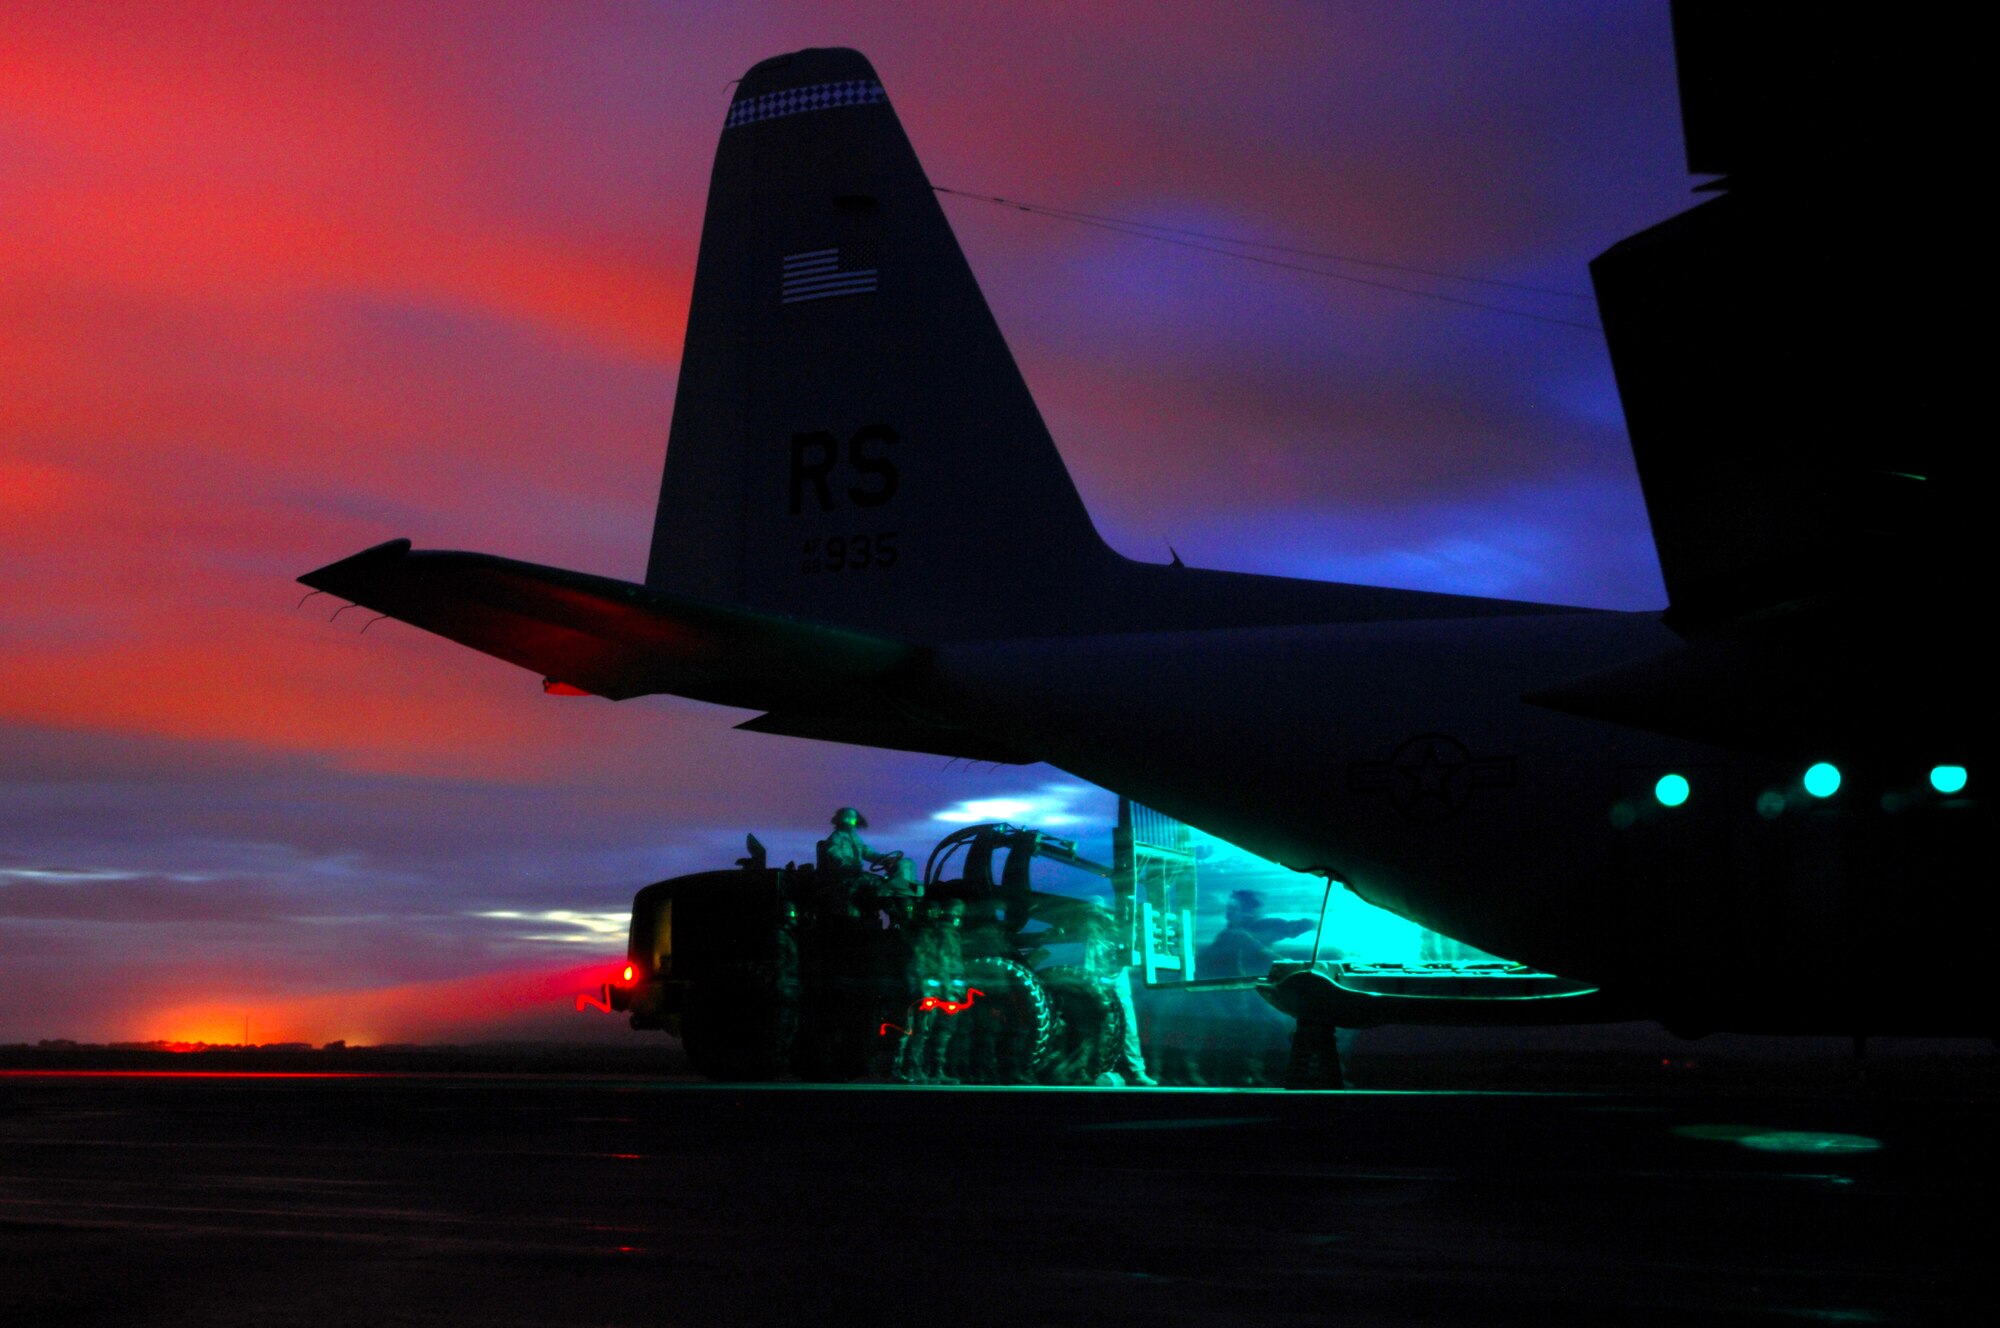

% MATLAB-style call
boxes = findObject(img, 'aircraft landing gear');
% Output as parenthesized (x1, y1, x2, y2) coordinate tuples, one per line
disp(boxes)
(1285, 1020, 1345, 1090)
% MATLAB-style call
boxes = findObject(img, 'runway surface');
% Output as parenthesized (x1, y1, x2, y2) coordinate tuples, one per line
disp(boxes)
(0, 1071, 1985, 1326)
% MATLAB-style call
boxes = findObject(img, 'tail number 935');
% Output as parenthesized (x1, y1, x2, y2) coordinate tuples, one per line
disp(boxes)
(801, 532, 898, 574)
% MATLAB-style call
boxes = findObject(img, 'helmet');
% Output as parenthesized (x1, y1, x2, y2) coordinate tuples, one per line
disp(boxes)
(832, 806, 868, 829)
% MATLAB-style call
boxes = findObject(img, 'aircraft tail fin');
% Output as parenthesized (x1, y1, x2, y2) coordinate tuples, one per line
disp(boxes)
(645, 48, 1117, 641)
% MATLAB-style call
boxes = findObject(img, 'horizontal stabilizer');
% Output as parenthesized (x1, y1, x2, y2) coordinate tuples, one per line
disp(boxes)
(298, 539, 914, 709)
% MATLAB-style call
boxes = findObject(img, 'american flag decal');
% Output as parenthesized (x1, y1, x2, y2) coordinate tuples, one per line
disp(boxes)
(781, 246, 879, 304)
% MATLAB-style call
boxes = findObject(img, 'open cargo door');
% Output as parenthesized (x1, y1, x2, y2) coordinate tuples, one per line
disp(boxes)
(1113, 798, 1200, 987)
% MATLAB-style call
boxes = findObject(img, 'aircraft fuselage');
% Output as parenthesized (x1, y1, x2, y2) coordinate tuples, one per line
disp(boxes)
(928, 611, 1978, 1032)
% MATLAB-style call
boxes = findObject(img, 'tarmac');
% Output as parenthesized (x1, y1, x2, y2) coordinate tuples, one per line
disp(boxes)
(0, 1057, 1986, 1326)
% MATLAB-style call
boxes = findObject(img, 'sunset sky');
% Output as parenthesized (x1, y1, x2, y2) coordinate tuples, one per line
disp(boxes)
(1, 1, 1688, 1045)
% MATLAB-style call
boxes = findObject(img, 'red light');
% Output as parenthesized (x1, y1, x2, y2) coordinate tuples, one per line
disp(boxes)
(908, 988, 986, 1020)
(542, 679, 593, 696)
(621, 964, 634, 983)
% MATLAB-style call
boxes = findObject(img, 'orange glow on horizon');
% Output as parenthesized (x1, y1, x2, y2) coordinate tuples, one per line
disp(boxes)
(127, 960, 624, 1048)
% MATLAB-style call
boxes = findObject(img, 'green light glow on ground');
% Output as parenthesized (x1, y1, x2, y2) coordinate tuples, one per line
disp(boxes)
(1735, 1131, 1881, 1155)
(1654, 773, 1689, 807)
(1756, 790, 1787, 819)
(1673, 1123, 1882, 1154)
(1930, 764, 1968, 794)
(1803, 762, 1841, 797)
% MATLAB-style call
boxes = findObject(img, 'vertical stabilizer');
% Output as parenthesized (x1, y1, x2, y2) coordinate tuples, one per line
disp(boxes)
(646, 49, 1115, 640)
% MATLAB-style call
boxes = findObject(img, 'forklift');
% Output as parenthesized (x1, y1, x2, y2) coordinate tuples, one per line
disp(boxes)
(593, 817, 1155, 1084)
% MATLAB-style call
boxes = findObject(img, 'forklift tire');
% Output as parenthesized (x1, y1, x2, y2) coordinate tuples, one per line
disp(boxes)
(1039, 967, 1126, 1084)
(959, 957, 1056, 1084)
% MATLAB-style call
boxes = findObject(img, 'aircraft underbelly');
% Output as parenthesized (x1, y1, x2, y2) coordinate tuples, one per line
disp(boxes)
(926, 610, 1974, 1018)
(931, 614, 1655, 960)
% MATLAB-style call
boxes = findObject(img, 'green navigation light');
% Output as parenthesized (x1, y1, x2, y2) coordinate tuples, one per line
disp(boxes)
(1930, 764, 1968, 794)
(1803, 762, 1841, 798)
(1654, 773, 1690, 807)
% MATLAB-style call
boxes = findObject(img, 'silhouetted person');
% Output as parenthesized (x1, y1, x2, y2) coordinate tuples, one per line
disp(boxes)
(1189, 889, 1312, 1086)
(896, 897, 966, 1083)
(1201, 889, 1312, 974)
(1076, 903, 1156, 1086)
(819, 806, 920, 897)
